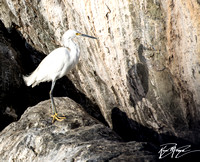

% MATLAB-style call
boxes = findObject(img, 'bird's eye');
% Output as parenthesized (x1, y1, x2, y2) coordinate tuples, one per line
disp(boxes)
(76, 33, 81, 36)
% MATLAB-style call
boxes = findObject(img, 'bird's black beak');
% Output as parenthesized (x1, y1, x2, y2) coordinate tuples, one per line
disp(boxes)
(81, 34, 97, 39)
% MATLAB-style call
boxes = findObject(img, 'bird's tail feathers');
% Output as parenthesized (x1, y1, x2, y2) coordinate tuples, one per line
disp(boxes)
(23, 72, 37, 87)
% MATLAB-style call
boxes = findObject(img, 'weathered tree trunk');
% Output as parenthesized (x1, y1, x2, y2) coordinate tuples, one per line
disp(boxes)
(0, 0, 200, 144)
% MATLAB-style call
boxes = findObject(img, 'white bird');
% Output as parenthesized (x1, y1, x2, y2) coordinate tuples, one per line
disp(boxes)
(23, 29, 97, 123)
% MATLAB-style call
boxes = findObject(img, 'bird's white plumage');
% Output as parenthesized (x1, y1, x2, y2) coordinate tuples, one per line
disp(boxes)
(23, 30, 85, 87)
(23, 47, 79, 87)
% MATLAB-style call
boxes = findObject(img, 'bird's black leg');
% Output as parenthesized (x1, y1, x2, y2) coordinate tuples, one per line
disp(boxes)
(50, 80, 57, 114)
(50, 80, 66, 123)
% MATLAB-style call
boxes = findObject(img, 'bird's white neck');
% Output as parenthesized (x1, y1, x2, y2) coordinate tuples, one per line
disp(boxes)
(64, 39, 80, 58)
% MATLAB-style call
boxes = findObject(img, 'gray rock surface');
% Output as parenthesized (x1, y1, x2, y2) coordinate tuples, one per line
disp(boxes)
(1, 0, 200, 142)
(0, 0, 200, 147)
(0, 97, 156, 161)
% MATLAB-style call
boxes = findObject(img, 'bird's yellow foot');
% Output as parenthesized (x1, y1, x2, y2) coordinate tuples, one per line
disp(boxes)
(51, 113, 66, 123)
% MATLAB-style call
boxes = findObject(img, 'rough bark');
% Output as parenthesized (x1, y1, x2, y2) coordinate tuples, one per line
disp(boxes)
(0, 0, 200, 144)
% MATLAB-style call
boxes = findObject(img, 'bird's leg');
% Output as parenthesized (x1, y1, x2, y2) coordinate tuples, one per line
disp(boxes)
(50, 80, 66, 123)
(50, 80, 58, 114)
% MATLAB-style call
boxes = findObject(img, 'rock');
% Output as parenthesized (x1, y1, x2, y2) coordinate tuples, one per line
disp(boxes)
(0, 0, 200, 144)
(0, 21, 23, 129)
(0, 97, 156, 161)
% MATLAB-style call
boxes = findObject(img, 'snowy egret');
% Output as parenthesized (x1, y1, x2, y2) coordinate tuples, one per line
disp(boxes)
(23, 29, 97, 123)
